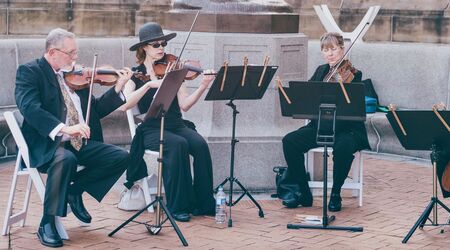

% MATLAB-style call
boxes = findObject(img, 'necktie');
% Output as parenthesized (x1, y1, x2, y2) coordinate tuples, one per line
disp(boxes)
(56, 74, 83, 151)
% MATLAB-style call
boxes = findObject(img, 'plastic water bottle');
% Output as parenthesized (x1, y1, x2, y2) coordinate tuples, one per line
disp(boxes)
(215, 186, 227, 224)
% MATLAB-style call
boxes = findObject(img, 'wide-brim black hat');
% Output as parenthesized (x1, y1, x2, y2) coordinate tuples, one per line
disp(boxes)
(129, 22, 176, 51)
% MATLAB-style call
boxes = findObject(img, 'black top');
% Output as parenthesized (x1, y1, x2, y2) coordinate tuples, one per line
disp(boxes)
(131, 62, 185, 129)
(308, 63, 370, 150)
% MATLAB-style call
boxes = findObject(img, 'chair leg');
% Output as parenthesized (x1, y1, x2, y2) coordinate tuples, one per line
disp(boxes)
(141, 177, 155, 213)
(2, 158, 21, 236)
(55, 216, 69, 240)
(20, 175, 33, 227)
(359, 153, 364, 207)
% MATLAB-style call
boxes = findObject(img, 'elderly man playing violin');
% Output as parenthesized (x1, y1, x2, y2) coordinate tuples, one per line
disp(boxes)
(117, 22, 216, 223)
(279, 32, 370, 212)
(15, 28, 132, 248)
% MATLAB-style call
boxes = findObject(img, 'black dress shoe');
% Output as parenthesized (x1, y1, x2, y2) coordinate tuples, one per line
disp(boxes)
(282, 191, 313, 208)
(37, 222, 63, 248)
(68, 193, 92, 223)
(328, 193, 342, 212)
(172, 212, 191, 222)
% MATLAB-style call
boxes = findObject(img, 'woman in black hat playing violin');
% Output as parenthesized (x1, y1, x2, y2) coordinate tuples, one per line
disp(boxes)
(118, 22, 216, 222)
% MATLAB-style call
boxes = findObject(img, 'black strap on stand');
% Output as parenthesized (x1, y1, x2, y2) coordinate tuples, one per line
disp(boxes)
(205, 63, 278, 227)
(278, 80, 365, 232)
(385, 109, 450, 243)
(109, 69, 189, 247)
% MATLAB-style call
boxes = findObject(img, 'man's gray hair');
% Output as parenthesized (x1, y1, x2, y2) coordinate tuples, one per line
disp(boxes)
(45, 28, 75, 51)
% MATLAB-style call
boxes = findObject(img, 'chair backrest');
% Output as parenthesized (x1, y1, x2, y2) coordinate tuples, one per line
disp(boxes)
(4, 111, 30, 167)
(126, 106, 142, 138)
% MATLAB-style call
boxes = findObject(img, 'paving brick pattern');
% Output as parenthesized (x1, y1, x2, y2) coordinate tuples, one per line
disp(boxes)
(1, 154, 450, 249)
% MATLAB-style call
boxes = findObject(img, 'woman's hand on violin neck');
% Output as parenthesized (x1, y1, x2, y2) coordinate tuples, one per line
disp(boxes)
(200, 69, 215, 88)
(114, 67, 133, 93)
(145, 79, 162, 89)
(61, 123, 91, 139)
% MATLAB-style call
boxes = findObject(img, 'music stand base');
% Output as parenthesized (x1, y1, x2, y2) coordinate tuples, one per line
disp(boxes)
(402, 197, 450, 244)
(108, 195, 188, 246)
(287, 214, 363, 232)
(215, 177, 265, 222)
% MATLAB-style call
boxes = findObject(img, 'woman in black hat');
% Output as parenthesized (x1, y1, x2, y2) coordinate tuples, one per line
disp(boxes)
(119, 22, 216, 222)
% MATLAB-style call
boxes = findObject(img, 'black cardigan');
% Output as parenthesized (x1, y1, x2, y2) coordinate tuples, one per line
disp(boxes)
(307, 64, 370, 150)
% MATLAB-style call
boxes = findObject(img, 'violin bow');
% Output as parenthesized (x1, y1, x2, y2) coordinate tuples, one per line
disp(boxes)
(324, 22, 370, 82)
(85, 53, 99, 144)
(174, 10, 200, 69)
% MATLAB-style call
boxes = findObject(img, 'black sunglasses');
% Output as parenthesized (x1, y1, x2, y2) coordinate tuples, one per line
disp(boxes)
(148, 41, 167, 48)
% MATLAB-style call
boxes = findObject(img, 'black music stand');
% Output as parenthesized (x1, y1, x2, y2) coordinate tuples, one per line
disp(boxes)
(205, 64, 278, 227)
(279, 81, 365, 232)
(109, 68, 189, 247)
(386, 110, 450, 243)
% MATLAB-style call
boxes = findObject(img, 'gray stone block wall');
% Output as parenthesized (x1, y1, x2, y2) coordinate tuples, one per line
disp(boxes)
(2, 34, 450, 188)
(0, 33, 308, 191)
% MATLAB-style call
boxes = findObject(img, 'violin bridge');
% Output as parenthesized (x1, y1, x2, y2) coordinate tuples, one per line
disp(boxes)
(220, 61, 228, 92)
(258, 56, 270, 87)
(241, 56, 248, 87)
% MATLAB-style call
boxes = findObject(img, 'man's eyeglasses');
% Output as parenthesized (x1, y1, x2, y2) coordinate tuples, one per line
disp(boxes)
(54, 48, 77, 57)
(148, 41, 167, 49)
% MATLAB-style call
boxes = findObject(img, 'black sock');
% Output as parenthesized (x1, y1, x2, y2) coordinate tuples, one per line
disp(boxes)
(69, 184, 84, 196)
(40, 214, 55, 226)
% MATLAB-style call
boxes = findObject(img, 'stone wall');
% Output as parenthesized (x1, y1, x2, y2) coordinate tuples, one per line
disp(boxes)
(0, 0, 171, 37)
(1, 1, 450, 44)
(0, 32, 308, 191)
(294, 0, 450, 44)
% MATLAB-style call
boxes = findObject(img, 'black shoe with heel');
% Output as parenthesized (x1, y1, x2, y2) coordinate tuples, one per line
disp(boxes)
(282, 190, 313, 208)
(172, 212, 191, 222)
(328, 192, 342, 212)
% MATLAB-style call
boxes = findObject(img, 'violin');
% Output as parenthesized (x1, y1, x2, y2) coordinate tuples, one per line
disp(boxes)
(63, 65, 149, 90)
(153, 53, 215, 80)
(443, 161, 450, 192)
(325, 59, 357, 83)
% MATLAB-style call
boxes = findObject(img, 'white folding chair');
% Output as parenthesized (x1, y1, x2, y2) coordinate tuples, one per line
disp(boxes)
(125, 107, 160, 213)
(2, 111, 71, 239)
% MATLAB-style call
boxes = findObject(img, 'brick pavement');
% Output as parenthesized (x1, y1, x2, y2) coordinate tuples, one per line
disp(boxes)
(1, 153, 450, 249)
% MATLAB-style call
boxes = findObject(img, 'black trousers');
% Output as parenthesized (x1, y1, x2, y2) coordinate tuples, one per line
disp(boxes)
(37, 140, 128, 217)
(282, 126, 359, 195)
(142, 126, 215, 214)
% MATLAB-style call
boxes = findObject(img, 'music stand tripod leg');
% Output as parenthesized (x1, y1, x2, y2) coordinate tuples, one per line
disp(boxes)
(233, 178, 264, 218)
(402, 146, 450, 243)
(108, 198, 159, 237)
(214, 100, 265, 227)
(402, 200, 435, 243)
(109, 113, 188, 247)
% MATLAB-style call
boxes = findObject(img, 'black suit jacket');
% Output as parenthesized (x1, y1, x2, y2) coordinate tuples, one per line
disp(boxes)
(15, 57, 125, 168)
(307, 63, 370, 150)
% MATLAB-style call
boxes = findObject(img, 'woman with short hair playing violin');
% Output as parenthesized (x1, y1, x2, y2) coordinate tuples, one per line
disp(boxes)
(279, 32, 370, 212)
